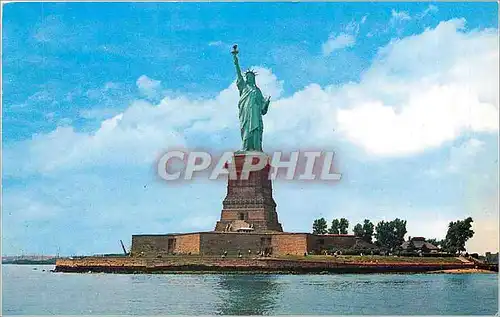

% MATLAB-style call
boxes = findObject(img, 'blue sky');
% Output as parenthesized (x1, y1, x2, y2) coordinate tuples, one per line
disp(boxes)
(2, 2, 498, 256)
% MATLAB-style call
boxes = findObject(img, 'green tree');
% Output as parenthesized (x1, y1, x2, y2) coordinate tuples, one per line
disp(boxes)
(313, 218, 328, 234)
(328, 219, 340, 234)
(339, 218, 349, 234)
(443, 217, 474, 254)
(353, 223, 364, 237)
(353, 219, 375, 243)
(375, 221, 390, 248)
(362, 219, 374, 243)
(375, 218, 407, 251)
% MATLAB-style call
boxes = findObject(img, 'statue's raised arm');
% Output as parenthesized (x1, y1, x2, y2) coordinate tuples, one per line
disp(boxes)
(231, 45, 244, 89)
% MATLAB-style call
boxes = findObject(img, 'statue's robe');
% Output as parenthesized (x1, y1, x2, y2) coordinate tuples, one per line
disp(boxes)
(236, 76, 269, 152)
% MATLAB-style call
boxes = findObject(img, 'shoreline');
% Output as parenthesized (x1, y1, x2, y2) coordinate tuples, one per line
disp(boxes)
(53, 269, 497, 275)
(52, 267, 498, 275)
(54, 256, 498, 274)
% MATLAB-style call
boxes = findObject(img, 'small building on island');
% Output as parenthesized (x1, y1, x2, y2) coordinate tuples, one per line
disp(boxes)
(400, 237, 439, 253)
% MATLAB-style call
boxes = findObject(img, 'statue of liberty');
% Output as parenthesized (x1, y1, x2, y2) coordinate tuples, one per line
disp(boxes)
(231, 45, 271, 152)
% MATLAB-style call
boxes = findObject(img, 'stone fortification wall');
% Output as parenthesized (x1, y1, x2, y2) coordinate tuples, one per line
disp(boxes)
(55, 256, 475, 274)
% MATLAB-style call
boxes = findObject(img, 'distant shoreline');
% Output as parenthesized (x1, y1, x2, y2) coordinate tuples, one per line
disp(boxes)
(2, 259, 57, 265)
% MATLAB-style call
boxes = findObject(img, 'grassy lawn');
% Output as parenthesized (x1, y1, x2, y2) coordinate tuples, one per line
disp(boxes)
(275, 255, 462, 264)
(128, 254, 462, 264)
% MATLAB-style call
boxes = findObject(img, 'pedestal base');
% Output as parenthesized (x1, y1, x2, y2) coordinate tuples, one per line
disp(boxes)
(215, 153, 283, 232)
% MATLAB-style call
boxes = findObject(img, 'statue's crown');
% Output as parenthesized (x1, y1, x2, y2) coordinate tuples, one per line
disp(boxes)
(245, 69, 257, 76)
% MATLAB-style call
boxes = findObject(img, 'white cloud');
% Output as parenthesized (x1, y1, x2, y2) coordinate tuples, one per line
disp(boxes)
(390, 9, 411, 24)
(79, 107, 122, 120)
(322, 33, 356, 56)
(136, 75, 162, 99)
(208, 41, 225, 47)
(418, 5, 439, 19)
(336, 85, 497, 156)
(321, 16, 367, 56)
(275, 19, 498, 156)
(335, 19, 498, 156)
(3, 107, 186, 175)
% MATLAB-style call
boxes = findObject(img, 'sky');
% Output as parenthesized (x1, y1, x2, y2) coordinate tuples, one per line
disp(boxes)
(2, 2, 498, 256)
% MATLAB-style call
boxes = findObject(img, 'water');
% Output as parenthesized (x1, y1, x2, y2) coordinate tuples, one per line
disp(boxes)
(2, 265, 498, 315)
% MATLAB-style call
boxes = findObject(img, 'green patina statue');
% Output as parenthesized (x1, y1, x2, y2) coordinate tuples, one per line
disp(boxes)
(231, 45, 271, 152)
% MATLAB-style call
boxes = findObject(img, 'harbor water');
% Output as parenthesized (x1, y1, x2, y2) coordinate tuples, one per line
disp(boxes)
(2, 265, 498, 315)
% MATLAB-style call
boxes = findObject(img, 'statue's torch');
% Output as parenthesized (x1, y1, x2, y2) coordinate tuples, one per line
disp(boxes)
(231, 44, 239, 56)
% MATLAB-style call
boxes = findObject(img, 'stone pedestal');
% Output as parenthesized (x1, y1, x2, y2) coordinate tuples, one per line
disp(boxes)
(214, 153, 283, 232)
